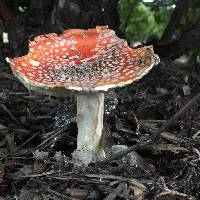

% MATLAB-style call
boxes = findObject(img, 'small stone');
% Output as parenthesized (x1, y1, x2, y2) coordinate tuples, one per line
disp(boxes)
(156, 88, 169, 95)
(111, 145, 128, 154)
(182, 85, 191, 96)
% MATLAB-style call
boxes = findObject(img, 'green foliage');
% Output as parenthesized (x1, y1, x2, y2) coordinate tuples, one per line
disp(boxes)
(118, 0, 175, 42)
(186, 0, 200, 24)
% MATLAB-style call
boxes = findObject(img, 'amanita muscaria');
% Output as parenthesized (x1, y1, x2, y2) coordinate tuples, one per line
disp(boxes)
(6, 26, 159, 160)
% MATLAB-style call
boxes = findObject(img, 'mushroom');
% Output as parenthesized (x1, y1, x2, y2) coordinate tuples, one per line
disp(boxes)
(6, 26, 159, 161)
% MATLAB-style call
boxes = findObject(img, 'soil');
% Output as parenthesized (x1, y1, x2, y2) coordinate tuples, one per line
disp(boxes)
(0, 56, 200, 199)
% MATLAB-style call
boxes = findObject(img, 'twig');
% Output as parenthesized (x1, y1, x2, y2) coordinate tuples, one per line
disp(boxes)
(47, 188, 71, 200)
(85, 174, 146, 189)
(35, 125, 69, 150)
(22, 170, 57, 178)
(1, 103, 24, 128)
(97, 93, 200, 165)
(0, 131, 40, 160)
(14, 131, 40, 151)
(49, 176, 105, 184)
(6, 92, 29, 95)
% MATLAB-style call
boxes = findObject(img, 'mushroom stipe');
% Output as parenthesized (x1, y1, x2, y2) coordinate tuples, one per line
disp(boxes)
(6, 26, 159, 164)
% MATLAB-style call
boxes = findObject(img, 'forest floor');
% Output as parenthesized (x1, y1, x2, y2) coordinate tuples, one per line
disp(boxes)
(0, 58, 200, 200)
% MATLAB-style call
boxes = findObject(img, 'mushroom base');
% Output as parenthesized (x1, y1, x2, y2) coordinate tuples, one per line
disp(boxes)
(76, 92, 105, 158)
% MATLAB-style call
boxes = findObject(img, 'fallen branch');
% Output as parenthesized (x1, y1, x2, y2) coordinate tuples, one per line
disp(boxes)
(97, 93, 200, 165)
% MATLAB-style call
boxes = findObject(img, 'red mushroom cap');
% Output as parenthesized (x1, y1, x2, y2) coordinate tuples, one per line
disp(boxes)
(6, 26, 159, 94)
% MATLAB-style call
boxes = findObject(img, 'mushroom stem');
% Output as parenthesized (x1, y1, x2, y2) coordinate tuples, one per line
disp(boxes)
(76, 92, 105, 157)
